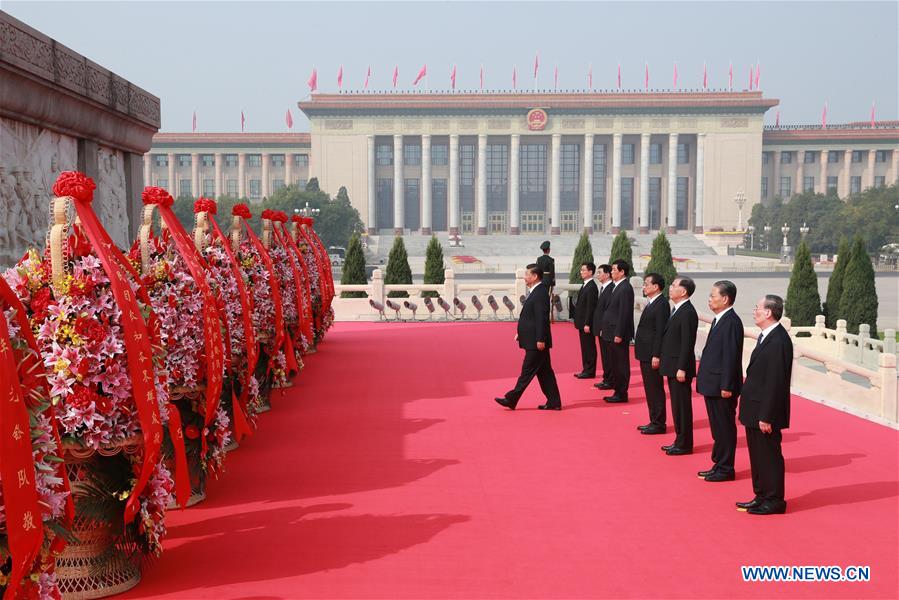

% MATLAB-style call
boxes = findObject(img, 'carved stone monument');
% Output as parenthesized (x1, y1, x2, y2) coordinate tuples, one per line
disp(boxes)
(0, 11, 160, 265)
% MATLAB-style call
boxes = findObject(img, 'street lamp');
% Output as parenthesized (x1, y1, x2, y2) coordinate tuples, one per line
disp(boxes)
(297, 201, 320, 218)
(781, 222, 791, 262)
(734, 190, 747, 231)
(764, 224, 772, 251)
(747, 225, 755, 251)
(800, 222, 810, 240)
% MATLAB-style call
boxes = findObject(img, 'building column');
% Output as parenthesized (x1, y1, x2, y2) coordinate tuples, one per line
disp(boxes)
(694, 133, 705, 233)
(214, 152, 223, 198)
(393, 134, 404, 235)
(166, 153, 175, 196)
(638, 133, 650, 233)
(550, 133, 561, 235)
(449, 134, 460, 235)
(666, 133, 678, 233)
(477, 133, 488, 235)
(238, 152, 246, 199)
(892, 149, 899, 184)
(143, 153, 151, 188)
(582, 133, 594, 234)
(818, 151, 828, 194)
(285, 153, 293, 191)
(795, 150, 805, 194)
(261, 152, 270, 199)
(611, 133, 622, 233)
(421, 134, 432, 235)
(772, 150, 782, 199)
(840, 149, 852, 198)
(509, 134, 520, 235)
(191, 153, 199, 199)
(867, 149, 877, 190)
(367, 136, 376, 234)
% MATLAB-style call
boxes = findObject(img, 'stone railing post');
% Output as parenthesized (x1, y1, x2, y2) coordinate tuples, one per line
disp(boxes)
(878, 353, 898, 423)
(885, 329, 896, 356)
(371, 268, 385, 306)
(858, 324, 870, 363)
(514, 268, 526, 301)
(443, 268, 456, 302)
(814, 314, 825, 334)
(836, 319, 848, 361)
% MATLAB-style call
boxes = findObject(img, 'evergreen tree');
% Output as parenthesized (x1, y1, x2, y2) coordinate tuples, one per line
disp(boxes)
(384, 236, 412, 298)
(824, 237, 850, 327)
(644, 231, 678, 297)
(784, 241, 821, 326)
(609, 230, 633, 267)
(568, 234, 595, 301)
(838, 236, 879, 336)
(305, 177, 320, 192)
(422, 236, 445, 298)
(340, 233, 367, 298)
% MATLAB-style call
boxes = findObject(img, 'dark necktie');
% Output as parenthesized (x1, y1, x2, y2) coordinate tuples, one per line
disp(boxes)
(757, 333, 764, 346)
(710, 317, 717, 330)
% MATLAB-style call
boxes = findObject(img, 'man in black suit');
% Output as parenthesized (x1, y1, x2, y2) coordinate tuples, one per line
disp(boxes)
(592, 264, 614, 390)
(659, 276, 698, 455)
(737, 295, 793, 515)
(495, 264, 562, 411)
(696, 281, 745, 482)
(635, 273, 670, 434)
(599, 259, 635, 403)
(573, 262, 599, 379)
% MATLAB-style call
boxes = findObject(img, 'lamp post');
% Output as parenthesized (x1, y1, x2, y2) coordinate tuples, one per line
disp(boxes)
(764, 224, 772, 251)
(297, 201, 320, 218)
(734, 190, 747, 232)
(800, 222, 810, 240)
(780, 222, 791, 262)
(747, 225, 755, 251)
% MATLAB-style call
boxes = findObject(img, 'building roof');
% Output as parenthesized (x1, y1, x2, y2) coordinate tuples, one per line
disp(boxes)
(763, 123, 899, 144)
(298, 90, 779, 117)
(153, 132, 310, 144)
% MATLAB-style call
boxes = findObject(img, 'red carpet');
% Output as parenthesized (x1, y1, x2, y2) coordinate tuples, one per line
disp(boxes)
(125, 322, 898, 599)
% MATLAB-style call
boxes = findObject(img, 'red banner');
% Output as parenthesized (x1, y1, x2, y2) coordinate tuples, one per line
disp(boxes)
(242, 218, 286, 361)
(164, 403, 191, 508)
(275, 219, 314, 345)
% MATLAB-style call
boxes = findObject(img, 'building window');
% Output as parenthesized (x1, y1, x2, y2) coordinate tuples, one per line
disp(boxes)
(803, 176, 815, 193)
(404, 178, 420, 230)
(650, 143, 662, 165)
(376, 179, 393, 229)
(760, 177, 768, 200)
(762, 152, 769, 165)
(875, 176, 885, 187)
(780, 151, 792, 164)
(295, 154, 309, 167)
(676, 177, 689, 230)
(178, 155, 192, 167)
(432, 178, 448, 231)
(804, 151, 817, 164)
(620, 177, 634, 229)
(461, 212, 475, 234)
(179, 179, 192, 198)
(850, 176, 861, 194)
(203, 179, 215, 196)
(560, 143, 580, 211)
(677, 143, 690, 164)
(649, 177, 662, 230)
(404, 144, 421, 166)
(272, 179, 285, 192)
(851, 150, 863, 163)
(376, 144, 393, 166)
(779, 176, 792, 198)
(157, 178, 168, 189)
(827, 176, 838, 192)
(560, 211, 579, 233)
(431, 144, 448, 166)
(489, 212, 507, 234)
(154, 154, 168, 167)
(593, 144, 607, 221)
(876, 150, 890, 163)
(272, 154, 285, 167)
(248, 155, 262, 167)
(486, 144, 508, 211)
(460, 144, 475, 212)
(201, 154, 214, 167)
(249, 179, 261, 198)
(622, 143, 635, 165)
(296, 179, 307, 190)
(520, 144, 547, 212)
(225, 154, 238, 167)
(520, 211, 545, 233)
(828, 151, 840, 163)
(226, 179, 238, 197)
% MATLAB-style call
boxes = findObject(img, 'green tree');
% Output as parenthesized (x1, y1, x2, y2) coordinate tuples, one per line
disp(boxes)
(568, 233, 595, 289)
(784, 241, 821, 326)
(340, 233, 367, 298)
(644, 231, 678, 297)
(422, 236, 445, 298)
(824, 237, 850, 327)
(609, 230, 632, 267)
(384, 236, 412, 298)
(305, 177, 320, 193)
(316, 186, 364, 249)
(838, 236, 879, 336)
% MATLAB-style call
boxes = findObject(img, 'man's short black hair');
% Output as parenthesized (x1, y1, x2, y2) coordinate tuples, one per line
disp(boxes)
(675, 276, 696, 297)
(713, 280, 737, 306)
(645, 272, 665, 290)
(598, 264, 612, 275)
(582, 262, 596, 275)
(526, 263, 543, 280)
(612, 259, 630, 277)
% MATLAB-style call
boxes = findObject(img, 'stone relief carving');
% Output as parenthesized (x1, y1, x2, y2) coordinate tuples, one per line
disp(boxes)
(0, 117, 77, 265)
(96, 146, 129, 248)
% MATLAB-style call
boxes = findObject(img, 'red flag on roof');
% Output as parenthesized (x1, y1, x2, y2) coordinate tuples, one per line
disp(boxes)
(822, 102, 828, 128)
(307, 67, 317, 92)
(870, 101, 876, 127)
(240, 111, 245, 132)
(673, 62, 678, 89)
(755, 61, 760, 89)
(703, 62, 708, 90)
(553, 65, 558, 90)
(479, 64, 484, 90)
(392, 65, 398, 88)
(728, 62, 733, 90)
(617, 63, 621, 89)
(337, 65, 343, 89)
(286, 109, 293, 129)
(644, 63, 649, 90)
(748, 65, 753, 90)
(192, 111, 197, 133)
(588, 63, 593, 89)
(364, 66, 371, 89)
(533, 52, 539, 79)
(413, 64, 427, 86)
(450, 64, 457, 90)
(512, 65, 517, 89)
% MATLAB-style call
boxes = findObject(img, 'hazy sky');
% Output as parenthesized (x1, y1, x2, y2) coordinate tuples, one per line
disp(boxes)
(4, 1, 897, 132)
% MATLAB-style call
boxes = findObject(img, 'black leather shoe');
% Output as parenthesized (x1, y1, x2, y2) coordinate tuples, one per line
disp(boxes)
(697, 467, 717, 478)
(637, 423, 651, 431)
(641, 426, 665, 435)
(666, 447, 693, 456)
(735, 498, 762, 511)
(594, 381, 613, 390)
(573, 373, 595, 379)
(704, 471, 735, 482)
(538, 404, 562, 410)
(604, 395, 627, 403)
(661, 444, 676, 452)
(494, 397, 516, 410)
(747, 501, 786, 515)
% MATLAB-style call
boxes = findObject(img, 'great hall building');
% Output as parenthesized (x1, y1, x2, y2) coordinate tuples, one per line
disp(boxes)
(147, 92, 899, 236)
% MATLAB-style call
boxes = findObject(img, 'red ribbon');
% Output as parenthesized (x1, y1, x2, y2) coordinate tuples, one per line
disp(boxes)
(164, 403, 191, 508)
(301, 222, 335, 311)
(296, 223, 332, 328)
(292, 223, 323, 333)
(242, 220, 286, 365)
(276, 223, 314, 347)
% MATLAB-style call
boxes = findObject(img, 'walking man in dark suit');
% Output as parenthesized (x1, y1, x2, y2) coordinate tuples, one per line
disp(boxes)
(573, 262, 599, 379)
(600, 259, 635, 403)
(592, 264, 614, 390)
(635, 273, 670, 434)
(737, 295, 793, 515)
(696, 281, 745, 482)
(495, 264, 562, 411)
(659, 276, 698, 455)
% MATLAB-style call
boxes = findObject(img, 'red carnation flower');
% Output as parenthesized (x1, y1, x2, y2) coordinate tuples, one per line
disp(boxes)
(194, 197, 217, 214)
(30, 287, 56, 322)
(260, 209, 273, 220)
(52, 171, 96, 203)
(232, 204, 252, 219)
(142, 186, 174, 207)
(291, 215, 302, 224)
(69, 384, 101, 410)
(74, 315, 106, 345)
(271, 211, 288, 223)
